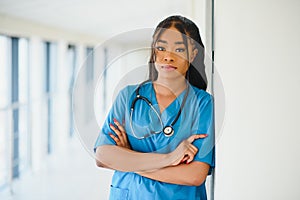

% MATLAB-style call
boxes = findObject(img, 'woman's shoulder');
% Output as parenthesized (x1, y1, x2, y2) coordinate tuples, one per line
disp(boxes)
(118, 81, 152, 95)
(189, 85, 213, 102)
(122, 84, 139, 92)
(117, 84, 138, 96)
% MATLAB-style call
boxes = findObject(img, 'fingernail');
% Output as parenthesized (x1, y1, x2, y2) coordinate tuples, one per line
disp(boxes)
(113, 118, 117, 123)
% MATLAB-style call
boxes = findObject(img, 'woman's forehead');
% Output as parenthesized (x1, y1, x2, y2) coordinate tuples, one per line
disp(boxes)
(158, 27, 185, 42)
(156, 27, 195, 47)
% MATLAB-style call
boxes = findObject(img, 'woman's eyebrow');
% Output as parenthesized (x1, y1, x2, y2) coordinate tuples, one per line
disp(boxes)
(157, 39, 167, 44)
(174, 41, 184, 45)
(156, 39, 184, 45)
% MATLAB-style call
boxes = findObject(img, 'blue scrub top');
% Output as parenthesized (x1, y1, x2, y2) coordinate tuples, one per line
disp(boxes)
(95, 81, 215, 200)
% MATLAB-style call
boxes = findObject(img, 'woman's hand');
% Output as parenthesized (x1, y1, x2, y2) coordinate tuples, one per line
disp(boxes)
(109, 118, 131, 149)
(168, 134, 207, 166)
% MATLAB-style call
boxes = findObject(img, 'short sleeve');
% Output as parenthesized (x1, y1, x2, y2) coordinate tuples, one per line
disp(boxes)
(94, 87, 128, 152)
(192, 93, 215, 173)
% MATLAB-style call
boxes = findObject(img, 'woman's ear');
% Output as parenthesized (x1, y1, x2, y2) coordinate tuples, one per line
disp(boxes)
(190, 48, 198, 63)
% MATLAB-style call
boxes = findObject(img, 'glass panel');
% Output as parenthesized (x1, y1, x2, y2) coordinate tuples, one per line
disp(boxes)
(86, 47, 94, 82)
(44, 41, 57, 154)
(67, 45, 76, 136)
(0, 35, 11, 188)
(0, 36, 11, 108)
(85, 46, 94, 122)
(49, 42, 58, 152)
(30, 38, 47, 171)
(18, 38, 30, 173)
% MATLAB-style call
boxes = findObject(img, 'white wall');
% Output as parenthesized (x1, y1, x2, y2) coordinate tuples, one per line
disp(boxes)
(213, 0, 300, 199)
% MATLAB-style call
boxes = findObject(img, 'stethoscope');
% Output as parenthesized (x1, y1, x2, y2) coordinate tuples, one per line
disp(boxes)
(129, 80, 189, 138)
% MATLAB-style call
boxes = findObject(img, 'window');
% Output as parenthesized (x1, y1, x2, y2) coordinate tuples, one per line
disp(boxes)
(0, 35, 81, 192)
(0, 35, 11, 189)
(85, 46, 94, 122)
(18, 38, 30, 174)
(0, 36, 30, 187)
(86, 47, 94, 82)
(11, 37, 19, 179)
(44, 41, 57, 154)
(67, 44, 77, 137)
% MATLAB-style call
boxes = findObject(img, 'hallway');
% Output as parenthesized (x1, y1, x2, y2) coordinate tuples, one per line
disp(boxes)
(1, 0, 300, 199)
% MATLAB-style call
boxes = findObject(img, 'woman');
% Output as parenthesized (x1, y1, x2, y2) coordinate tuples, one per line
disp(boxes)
(94, 15, 215, 200)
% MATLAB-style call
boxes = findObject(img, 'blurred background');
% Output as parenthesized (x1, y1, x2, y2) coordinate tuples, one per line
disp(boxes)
(0, 0, 300, 200)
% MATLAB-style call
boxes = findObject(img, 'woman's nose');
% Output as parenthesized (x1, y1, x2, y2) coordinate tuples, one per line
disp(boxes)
(163, 51, 175, 62)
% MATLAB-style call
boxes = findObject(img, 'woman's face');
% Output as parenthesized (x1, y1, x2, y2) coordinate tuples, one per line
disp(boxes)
(154, 26, 198, 80)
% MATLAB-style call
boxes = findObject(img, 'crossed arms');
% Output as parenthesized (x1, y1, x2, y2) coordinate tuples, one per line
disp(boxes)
(95, 119, 210, 186)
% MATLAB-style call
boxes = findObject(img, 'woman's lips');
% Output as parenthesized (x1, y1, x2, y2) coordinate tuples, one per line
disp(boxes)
(162, 65, 177, 71)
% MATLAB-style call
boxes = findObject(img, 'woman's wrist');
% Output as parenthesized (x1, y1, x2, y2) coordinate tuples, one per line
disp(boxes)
(165, 151, 176, 166)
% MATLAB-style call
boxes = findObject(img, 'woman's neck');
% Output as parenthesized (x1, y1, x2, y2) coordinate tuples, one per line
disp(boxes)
(154, 77, 187, 96)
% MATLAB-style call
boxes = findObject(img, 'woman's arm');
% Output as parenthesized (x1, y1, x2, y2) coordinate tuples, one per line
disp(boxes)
(95, 134, 204, 172)
(97, 119, 207, 173)
(95, 145, 169, 172)
(137, 161, 210, 186)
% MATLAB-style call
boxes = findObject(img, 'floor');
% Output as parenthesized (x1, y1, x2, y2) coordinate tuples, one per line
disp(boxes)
(0, 137, 113, 200)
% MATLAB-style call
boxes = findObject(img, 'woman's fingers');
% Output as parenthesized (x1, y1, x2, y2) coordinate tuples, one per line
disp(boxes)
(171, 141, 199, 166)
(181, 155, 189, 163)
(175, 138, 201, 165)
(183, 134, 206, 163)
(190, 144, 198, 153)
(187, 134, 208, 143)
(114, 119, 130, 144)
(109, 118, 131, 149)
(186, 154, 195, 164)
(113, 118, 126, 133)
(109, 133, 121, 145)
(183, 147, 198, 164)
(109, 123, 125, 146)
(109, 124, 123, 140)
(187, 145, 198, 162)
(180, 151, 197, 164)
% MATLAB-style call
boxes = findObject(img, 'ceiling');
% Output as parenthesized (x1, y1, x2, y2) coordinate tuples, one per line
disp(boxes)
(0, 0, 190, 40)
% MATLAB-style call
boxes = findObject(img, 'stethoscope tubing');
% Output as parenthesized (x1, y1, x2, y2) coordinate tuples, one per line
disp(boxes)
(129, 80, 189, 139)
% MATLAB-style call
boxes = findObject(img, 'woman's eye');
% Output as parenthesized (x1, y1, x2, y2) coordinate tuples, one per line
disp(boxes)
(176, 48, 186, 52)
(155, 46, 165, 51)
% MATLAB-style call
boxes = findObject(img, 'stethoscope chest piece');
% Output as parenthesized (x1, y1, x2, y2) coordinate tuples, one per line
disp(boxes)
(163, 126, 174, 137)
